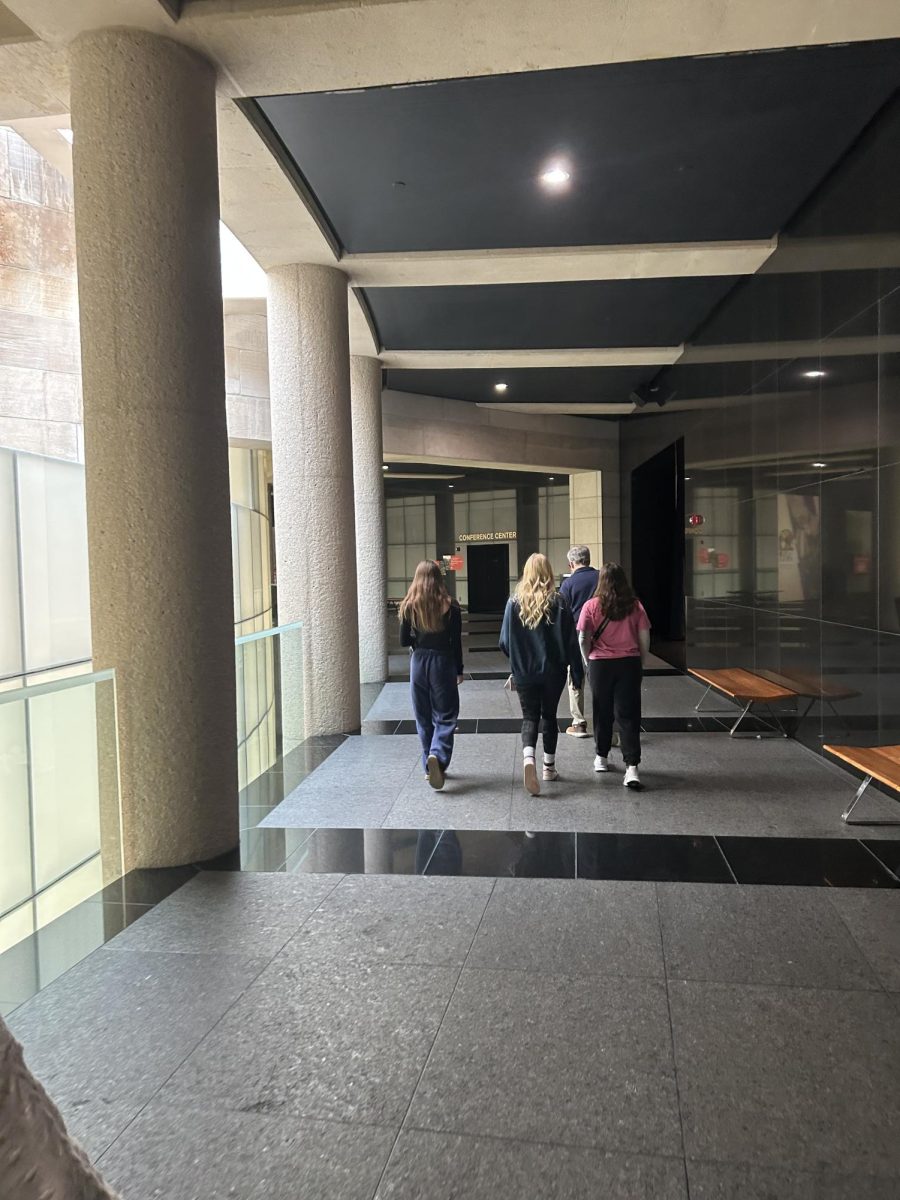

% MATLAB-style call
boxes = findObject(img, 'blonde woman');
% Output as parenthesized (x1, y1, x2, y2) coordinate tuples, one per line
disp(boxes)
(400, 561, 464, 790)
(500, 553, 583, 796)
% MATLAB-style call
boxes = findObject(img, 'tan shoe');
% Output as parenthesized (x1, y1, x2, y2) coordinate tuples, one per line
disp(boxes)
(523, 759, 540, 796)
(566, 722, 590, 738)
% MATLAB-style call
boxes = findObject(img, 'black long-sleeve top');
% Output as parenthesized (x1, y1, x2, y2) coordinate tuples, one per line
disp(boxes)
(499, 593, 583, 688)
(400, 602, 464, 676)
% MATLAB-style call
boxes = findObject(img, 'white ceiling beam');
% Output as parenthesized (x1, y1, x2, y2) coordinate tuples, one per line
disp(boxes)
(345, 240, 776, 288)
(478, 401, 637, 416)
(381, 347, 682, 370)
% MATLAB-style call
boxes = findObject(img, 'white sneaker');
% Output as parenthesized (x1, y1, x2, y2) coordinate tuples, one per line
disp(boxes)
(594, 755, 609, 772)
(523, 758, 540, 796)
(542, 763, 559, 782)
(426, 754, 445, 791)
(624, 765, 642, 790)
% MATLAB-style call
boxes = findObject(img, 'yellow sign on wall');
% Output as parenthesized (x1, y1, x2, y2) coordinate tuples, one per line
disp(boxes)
(457, 531, 518, 542)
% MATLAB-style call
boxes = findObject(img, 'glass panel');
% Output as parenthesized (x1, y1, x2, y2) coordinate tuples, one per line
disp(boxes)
(0, 669, 123, 941)
(17, 453, 91, 671)
(0, 700, 31, 915)
(235, 623, 303, 791)
(0, 450, 22, 679)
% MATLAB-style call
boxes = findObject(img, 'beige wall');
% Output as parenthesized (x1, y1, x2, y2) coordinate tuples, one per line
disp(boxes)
(0, 127, 81, 461)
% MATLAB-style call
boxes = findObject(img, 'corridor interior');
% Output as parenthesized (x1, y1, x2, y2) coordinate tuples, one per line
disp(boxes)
(4, 617, 900, 1199)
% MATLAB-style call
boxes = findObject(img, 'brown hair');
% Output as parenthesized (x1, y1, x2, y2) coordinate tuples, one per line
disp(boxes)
(593, 562, 637, 621)
(399, 561, 452, 633)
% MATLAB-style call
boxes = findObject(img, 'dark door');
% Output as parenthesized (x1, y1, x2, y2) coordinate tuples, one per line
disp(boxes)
(630, 439, 685, 644)
(467, 543, 510, 613)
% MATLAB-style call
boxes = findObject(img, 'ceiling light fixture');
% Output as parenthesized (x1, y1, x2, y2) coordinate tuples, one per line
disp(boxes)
(494, 382, 508, 393)
(448, 484, 454, 489)
(540, 162, 571, 189)
(803, 370, 826, 379)
(812, 462, 827, 468)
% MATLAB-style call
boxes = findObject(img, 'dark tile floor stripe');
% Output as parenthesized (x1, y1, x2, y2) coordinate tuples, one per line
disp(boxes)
(718, 836, 900, 888)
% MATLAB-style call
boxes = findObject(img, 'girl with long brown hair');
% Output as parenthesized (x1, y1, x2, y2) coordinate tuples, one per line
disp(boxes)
(400, 561, 464, 790)
(500, 553, 583, 797)
(577, 562, 650, 789)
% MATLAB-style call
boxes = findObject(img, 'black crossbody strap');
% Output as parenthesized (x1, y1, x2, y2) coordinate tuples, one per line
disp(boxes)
(590, 613, 612, 650)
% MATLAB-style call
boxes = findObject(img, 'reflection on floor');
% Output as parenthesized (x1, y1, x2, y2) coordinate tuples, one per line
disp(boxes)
(7, 870, 900, 1197)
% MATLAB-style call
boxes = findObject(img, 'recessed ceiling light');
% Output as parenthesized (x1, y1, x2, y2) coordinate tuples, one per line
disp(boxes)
(549, 476, 555, 481)
(382, 464, 389, 470)
(803, 370, 826, 379)
(57, 128, 73, 144)
(812, 462, 827, 468)
(540, 162, 571, 188)
(684, 476, 692, 481)
(448, 484, 454, 489)
(494, 382, 508, 393)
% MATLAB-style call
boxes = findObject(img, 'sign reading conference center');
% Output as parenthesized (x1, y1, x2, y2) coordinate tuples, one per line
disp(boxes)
(457, 531, 518, 543)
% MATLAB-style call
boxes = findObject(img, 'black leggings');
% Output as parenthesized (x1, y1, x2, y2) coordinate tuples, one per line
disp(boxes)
(517, 672, 566, 756)
(588, 657, 642, 765)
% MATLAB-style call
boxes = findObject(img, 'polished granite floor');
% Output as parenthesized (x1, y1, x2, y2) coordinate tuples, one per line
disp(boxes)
(8, 871, 900, 1198)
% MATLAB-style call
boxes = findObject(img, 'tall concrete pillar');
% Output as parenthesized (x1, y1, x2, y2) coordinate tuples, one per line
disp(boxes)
(268, 264, 361, 734)
(70, 30, 238, 870)
(351, 356, 388, 684)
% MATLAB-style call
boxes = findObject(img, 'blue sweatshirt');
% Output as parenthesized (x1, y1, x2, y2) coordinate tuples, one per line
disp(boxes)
(499, 594, 583, 688)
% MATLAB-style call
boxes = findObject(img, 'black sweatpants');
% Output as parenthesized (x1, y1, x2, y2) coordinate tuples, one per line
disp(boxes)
(588, 656, 642, 765)
(517, 671, 567, 756)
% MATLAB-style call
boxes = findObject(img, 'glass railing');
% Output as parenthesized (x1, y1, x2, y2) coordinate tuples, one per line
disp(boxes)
(235, 621, 304, 792)
(0, 669, 124, 956)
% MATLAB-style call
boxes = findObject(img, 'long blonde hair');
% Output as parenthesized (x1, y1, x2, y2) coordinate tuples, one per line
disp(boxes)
(514, 553, 557, 630)
(399, 561, 451, 633)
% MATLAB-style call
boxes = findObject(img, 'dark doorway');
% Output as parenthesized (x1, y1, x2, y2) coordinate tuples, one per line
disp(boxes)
(631, 439, 686, 652)
(467, 543, 511, 613)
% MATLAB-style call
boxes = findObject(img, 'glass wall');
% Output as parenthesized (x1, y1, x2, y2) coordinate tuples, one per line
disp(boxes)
(387, 494, 437, 601)
(621, 93, 900, 758)
(537, 483, 571, 579)
(0, 448, 90, 685)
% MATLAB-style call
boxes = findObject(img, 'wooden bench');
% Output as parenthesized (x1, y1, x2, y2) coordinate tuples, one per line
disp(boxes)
(688, 667, 795, 737)
(824, 744, 900, 825)
(755, 669, 860, 732)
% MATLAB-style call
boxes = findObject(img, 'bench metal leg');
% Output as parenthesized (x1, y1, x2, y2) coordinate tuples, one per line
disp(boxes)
(695, 684, 734, 714)
(729, 701, 789, 739)
(841, 774, 900, 825)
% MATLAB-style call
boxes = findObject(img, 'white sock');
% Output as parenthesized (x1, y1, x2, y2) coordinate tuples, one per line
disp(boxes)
(524, 747, 536, 761)
(543, 753, 555, 765)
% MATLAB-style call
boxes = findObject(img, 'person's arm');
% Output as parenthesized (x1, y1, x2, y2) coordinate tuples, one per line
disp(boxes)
(576, 599, 596, 667)
(499, 599, 512, 659)
(400, 617, 414, 649)
(638, 627, 651, 667)
(449, 603, 464, 680)
(636, 602, 651, 667)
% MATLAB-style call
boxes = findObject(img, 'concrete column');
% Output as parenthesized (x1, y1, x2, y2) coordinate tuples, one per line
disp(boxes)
(570, 471, 604, 567)
(268, 263, 361, 734)
(515, 486, 540, 573)
(70, 30, 238, 870)
(351, 356, 388, 684)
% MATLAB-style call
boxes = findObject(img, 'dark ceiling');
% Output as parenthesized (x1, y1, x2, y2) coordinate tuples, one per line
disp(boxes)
(250, 40, 900, 415)
(384, 366, 651, 406)
(255, 41, 900, 254)
(365, 276, 737, 351)
(384, 462, 557, 497)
